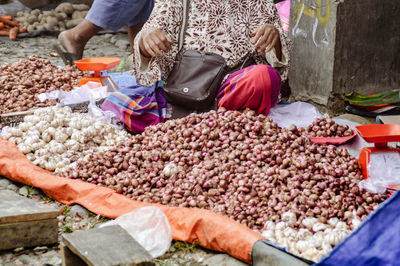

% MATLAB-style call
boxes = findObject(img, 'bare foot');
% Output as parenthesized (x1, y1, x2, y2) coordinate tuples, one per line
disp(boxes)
(58, 30, 85, 59)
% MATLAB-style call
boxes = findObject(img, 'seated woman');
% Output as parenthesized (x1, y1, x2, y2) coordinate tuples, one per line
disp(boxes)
(131, 0, 290, 116)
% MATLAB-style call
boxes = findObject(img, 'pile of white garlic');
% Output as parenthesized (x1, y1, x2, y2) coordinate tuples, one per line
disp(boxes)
(262, 212, 362, 262)
(1, 106, 131, 173)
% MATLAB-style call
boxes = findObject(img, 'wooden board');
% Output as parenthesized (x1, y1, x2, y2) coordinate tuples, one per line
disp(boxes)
(0, 190, 59, 224)
(379, 115, 400, 125)
(0, 218, 58, 250)
(62, 225, 154, 266)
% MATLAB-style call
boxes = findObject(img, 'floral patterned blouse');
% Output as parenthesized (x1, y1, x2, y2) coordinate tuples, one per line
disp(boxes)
(133, 0, 291, 86)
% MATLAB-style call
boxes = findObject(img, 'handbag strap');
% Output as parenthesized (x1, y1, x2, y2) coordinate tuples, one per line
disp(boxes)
(178, 0, 189, 51)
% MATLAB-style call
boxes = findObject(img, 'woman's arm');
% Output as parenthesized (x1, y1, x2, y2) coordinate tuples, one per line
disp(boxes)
(249, 0, 291, 81)
(132, 0, 183, 86)
(251, 24, 282, 60)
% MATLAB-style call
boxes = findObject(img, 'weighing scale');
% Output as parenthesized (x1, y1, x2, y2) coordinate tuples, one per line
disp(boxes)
(356, 124, 400, 191)
(74, 57, 121, 92)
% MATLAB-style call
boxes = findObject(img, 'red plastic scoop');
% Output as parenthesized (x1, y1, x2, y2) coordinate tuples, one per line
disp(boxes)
(309, 130, 357, 145)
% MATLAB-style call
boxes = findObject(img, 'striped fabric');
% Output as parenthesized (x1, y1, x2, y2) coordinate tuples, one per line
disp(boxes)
(217, 65, 282, 115)
(101, 81, 171, 133)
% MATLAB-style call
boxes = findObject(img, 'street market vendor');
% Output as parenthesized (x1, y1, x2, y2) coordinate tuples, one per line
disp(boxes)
(55, 0, 154, 64)
(132, 0, 291, 116)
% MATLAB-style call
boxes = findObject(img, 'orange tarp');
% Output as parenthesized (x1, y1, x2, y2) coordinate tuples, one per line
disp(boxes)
(0, 139, 263, 263)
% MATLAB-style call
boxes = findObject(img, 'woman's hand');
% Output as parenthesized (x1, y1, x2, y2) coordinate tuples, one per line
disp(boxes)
(139, 28, 172, 58)
(250, 24, 282, 60)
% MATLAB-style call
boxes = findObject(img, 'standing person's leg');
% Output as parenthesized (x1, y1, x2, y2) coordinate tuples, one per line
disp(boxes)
(125, 0, 154, 53)
(58, 20, 101, 59)
(128, 23, 145, 54)
(58, 0, 154, 60)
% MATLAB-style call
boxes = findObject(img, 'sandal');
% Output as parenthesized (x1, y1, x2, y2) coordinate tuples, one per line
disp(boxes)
(53, 32, 82, 65)
(52, 43, 81, 66)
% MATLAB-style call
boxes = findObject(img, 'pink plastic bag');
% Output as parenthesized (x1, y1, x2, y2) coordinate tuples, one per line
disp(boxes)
(276, 0, 290, 36)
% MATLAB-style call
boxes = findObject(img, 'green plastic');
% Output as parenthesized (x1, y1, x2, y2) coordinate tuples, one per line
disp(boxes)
(345, 89, 400, 106)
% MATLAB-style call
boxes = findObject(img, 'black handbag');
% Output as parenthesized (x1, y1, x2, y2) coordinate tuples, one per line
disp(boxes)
(163, 0, 227, 111)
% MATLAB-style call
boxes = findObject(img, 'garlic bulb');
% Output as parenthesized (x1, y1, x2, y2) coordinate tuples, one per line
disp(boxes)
(42, 131, 52, 143)
(297, 228, 313, 239)
(302, 217, 318, 230)
(11, 127, 23, 137)
(281, 212, 297, 224)
(351, 218, 361, 229)
(1, 130, 12, 140)
(19, 122, 31, 132)
(54, 132, 68, 143)
(163, 163, 179, 177)
(275, 221, 287, 231)
(295, 240, 310, 253)
(17, 144, 31, 154)
(47, 127, 56, 137)
(283, 227, 297, 239)
(264, 220, 276, 231)
(262, 229, 275, 240)
(335, 221, 347, 230)
(312, 222, 328, 232)
(302, 247, 319, 261)
(3, 106, 131, 175)
(328, 217, 339, 227)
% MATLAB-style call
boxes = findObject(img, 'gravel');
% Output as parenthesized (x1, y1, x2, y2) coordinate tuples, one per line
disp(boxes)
(69, 204, 89, 218)
(0, 33, 132, 66)
(18, 186, 29, 197)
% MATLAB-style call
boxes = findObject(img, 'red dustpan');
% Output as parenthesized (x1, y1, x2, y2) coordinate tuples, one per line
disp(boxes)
(309, 130, 357, 145)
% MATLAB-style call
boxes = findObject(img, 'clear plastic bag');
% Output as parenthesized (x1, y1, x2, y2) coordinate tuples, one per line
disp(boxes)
(87, 96, 122, 128)
(37, 81, 109, 106)
(99, 207, 172, 258)
(359, 152, 400, 194)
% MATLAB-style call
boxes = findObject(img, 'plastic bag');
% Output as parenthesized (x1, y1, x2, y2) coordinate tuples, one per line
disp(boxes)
(0, 0, 30, 16)
(268, 102, 322, 129)
(276, 0, 290, 36)
(37, 81, 109, 106)
(99, 207, 172, 258)
(87, 96, 123, 128)
(359, 152, 400, 194)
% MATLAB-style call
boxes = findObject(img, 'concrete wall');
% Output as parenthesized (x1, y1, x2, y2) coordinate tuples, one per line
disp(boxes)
(333, 0, 400, 96)
(289, 0, 400, 112)
(289, 0, 338, 106)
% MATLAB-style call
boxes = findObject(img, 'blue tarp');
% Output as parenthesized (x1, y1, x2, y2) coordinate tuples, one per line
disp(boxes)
(317, 191, 400, 266)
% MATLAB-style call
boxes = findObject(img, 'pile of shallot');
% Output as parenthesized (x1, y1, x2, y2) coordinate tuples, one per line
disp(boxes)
(0, 56, 83, 114)
(1, 106, 131, 173)
(64, 109, 385, 239)
(300, 117, 354, 137)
